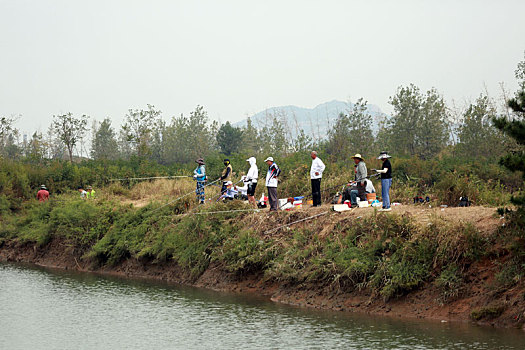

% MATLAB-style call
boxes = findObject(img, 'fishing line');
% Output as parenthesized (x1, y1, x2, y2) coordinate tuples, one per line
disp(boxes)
(264, 211, 330, 235)
(149, 178, 222, 214)
(109, 175, 192, 182)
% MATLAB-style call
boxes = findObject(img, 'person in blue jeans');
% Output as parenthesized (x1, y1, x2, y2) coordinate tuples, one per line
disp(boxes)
(193, 158, 207, 204)
(374, 152, 392, 212)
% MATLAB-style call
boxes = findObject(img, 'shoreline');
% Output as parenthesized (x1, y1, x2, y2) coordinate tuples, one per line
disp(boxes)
(1, 234, 524, 330)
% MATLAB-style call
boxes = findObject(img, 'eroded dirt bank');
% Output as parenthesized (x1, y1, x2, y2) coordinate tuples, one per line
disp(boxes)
(2, 206, 524, 331)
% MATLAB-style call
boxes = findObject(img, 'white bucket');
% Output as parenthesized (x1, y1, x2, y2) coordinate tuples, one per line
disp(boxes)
(358, 201, 369, 208)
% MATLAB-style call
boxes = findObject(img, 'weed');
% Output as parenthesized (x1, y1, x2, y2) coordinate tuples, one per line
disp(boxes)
(435, 264, 464, 304)
(471, 304, 506, 321)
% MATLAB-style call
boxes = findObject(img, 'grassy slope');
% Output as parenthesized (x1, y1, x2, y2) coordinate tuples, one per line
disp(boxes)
(1, 180, 524, 328)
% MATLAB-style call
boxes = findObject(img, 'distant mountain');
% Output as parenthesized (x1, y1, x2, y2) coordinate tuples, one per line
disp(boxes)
(234, 100, 386, 139)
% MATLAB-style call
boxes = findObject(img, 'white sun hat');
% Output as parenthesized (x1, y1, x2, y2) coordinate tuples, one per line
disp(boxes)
(377, 151, 392, 160)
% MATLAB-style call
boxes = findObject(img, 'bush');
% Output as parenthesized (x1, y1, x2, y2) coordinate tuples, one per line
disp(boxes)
(435, 264, 464, 304)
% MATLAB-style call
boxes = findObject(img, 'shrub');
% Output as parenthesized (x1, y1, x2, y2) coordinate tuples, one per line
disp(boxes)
(435, 264, 464, 304)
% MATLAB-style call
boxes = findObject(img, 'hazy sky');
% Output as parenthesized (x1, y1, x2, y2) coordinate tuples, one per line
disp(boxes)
(1, 0, 524, 135)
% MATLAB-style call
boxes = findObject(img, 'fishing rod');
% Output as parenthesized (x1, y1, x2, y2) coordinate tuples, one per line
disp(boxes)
(149, 178, 222, 214)
(277, 173, 381, 210)
(212, 178, 245, 202)
(109, 175, 193, 182)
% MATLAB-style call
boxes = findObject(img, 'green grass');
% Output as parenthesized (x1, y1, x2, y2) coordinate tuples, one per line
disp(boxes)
(0, 193, 521, 304)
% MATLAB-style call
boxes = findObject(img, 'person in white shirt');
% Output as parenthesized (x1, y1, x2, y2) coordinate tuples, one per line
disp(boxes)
(310, 151, 326, 207)
(223, 181, 238, 200)
(78, 187, 87, 199)
(245, 157, 258, 206)
(235, 176, 249, 200)
(264, 156, 280, 211)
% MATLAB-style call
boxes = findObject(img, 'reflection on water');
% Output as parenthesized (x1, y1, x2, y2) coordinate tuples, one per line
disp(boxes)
(0, 263, 523, 349)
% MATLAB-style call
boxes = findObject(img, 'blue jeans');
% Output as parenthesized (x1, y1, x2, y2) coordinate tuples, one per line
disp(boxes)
(381, 178, 392, 209)
(350, 189, 359, 206)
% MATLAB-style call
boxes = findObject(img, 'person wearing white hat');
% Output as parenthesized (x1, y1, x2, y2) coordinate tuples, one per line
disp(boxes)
(375, 151, 392, 211)
(264, 156, 280, 211)
(223, 181, 237, 200)
(37, 185, 49, 202)
(245, 157, 258, 206)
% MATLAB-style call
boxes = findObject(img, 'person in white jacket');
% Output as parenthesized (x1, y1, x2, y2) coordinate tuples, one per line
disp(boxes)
(310, 151, 326, 206)
(245, 157, 258, 206)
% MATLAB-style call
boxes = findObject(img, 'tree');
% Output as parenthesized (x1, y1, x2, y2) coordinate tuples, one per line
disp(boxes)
(292, 129, 312, 153)
(163, 105, 215, 164)
(326, 99, 375, 160)
(493, 54, 525, 206)
(416, 88, 450, 159)
(258, 117, 286, 156)
(52, 113, 89, 162)
(326, 112, 351, 161)
(386, 85, 449, 159)
(25, 132, 46, 163)
(91, 118, 119, 160)
(216, 121, 244, 156)
(0, 115, 21, 159)
(241, 117, 260, 155)
(347, 98, 375, 157)
(120, 104, 161, 158)
(457, 95, 506, 160)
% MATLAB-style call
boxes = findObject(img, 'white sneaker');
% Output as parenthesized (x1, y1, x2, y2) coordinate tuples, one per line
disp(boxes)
(379, 208, 392, 212)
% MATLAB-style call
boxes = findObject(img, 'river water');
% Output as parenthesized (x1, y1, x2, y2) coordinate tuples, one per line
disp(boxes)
(0, 263, 523, 349)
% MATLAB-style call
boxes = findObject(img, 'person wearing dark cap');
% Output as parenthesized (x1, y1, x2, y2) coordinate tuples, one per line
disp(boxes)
(264, 156, 280, 211)
(37, 185, 49, 202)
(220, 159, 233, 194)
(193, 158, 207, 204)
(375, 151, 393, 211)
(78, 186, 87, 199)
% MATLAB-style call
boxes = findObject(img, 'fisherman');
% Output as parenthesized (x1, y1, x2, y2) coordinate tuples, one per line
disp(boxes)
(374, 151, 392, 212)
(37, 185, 49, 202)
(264, 156, 280, 211)
(348, 153, 367, 208)
(220, 159, 233, 194)
(86, 185, 96, 199)
(78, 186, 87, 199)
(193, 158, 206, 204)
(342, 177, 375, 203)
(245, 156, 258, 206)
(223, 181, 237, 201)
(310, 151, 326, 207)
(235, 176, 249, 200)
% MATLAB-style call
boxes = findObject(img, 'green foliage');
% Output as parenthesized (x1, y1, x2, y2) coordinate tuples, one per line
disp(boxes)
(52, 112, 89, 162)
(0, 158, 31, 211)
(91, 118, 119, 160)
(471, 304, 506, 321)
(216, 121, 244, 156)
(435, 264, 464, 304)
(371, 238, 435, 300)
(218, 230, 275, 274)
(494, 259, 524, 289)
(456, 95, 507, 161)
(120, 104, 162, 159)
(492, 53, 525, 207)
(387, 85, 449, 159)
(326, 99, 376, 161)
